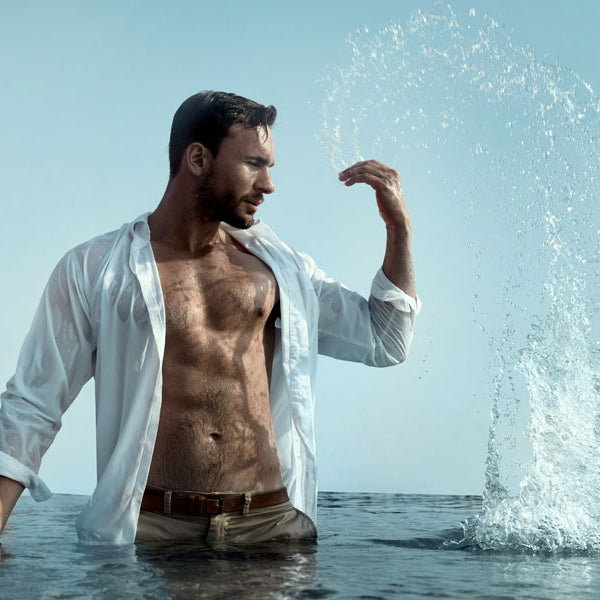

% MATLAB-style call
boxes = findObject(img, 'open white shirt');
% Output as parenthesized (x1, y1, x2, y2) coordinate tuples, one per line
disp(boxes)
(0, 214, 421, 544)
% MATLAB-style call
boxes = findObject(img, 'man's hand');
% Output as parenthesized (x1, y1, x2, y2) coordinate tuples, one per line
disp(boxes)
(0, 476, 24, 536)
(338, 160, 411, 231)
(338, 160, 416, 299)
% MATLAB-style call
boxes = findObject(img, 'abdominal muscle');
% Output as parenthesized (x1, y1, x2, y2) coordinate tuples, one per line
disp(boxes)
(147, 239, 284, 493)
(148, 332, 283, 492)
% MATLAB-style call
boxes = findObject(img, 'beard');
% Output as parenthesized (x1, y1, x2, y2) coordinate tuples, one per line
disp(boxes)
(212, 193, 260, 229)
(195, 172, 261, 230)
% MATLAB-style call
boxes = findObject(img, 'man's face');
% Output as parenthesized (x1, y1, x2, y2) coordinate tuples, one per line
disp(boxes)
(197, 124, 276, 229)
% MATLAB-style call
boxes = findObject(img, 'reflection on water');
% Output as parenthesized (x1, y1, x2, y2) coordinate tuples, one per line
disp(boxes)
(0, 495, 318, 599)
(134, 540, 317, 599)
(319, 2, 600, 552)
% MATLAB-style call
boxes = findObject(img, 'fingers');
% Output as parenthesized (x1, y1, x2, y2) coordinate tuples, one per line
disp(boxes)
(339, 159, 390, 173)
(341, 170, 387, 188)
(338, 160, 401, 190)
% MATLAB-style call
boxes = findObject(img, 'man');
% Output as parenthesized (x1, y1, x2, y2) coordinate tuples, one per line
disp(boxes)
(0, 91, 420, 545)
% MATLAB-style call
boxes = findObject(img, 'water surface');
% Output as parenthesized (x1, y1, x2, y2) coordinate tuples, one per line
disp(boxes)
(2, 493, 600, 598)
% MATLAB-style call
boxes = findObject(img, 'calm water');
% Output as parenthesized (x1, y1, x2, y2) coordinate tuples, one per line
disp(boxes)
(1, 492, 599, 599)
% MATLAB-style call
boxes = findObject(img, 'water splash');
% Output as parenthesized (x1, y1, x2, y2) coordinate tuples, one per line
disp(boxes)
(319, 3, 600, 552)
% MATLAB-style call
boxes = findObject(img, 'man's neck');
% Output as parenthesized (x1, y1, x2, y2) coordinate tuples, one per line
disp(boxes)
(149, 179, 224, 254)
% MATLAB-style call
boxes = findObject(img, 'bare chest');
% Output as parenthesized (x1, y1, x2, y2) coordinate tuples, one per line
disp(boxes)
(154, 244, 279, 335)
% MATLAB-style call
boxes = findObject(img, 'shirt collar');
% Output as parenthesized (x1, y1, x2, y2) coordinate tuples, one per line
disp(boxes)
(130, 212, 152, 245)
(130, 213, 264, 249)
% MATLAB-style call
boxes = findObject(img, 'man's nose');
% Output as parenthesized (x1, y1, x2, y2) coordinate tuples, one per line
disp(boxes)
(255, 169, 275, 195)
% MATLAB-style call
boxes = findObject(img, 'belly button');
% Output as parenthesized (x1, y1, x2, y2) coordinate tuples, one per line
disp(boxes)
(210, 432, 222, 441)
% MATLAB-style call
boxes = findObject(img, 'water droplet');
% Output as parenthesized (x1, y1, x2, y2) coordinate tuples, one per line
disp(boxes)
(318, 2, 600, 552)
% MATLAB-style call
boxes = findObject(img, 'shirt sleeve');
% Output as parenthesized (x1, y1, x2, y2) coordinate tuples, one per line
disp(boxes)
(300, 253, 421, 367)
(0, 250, 95, 500)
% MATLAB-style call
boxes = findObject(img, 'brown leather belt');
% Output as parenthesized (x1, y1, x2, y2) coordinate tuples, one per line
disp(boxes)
(141, 486, 289, 517)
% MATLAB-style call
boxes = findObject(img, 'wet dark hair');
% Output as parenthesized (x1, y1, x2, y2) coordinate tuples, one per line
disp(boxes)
(168, 91, 277, 177)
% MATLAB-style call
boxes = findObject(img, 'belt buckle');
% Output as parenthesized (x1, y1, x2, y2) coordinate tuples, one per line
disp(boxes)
(242, 492, 252, 517)
(163, 490, 173, 516)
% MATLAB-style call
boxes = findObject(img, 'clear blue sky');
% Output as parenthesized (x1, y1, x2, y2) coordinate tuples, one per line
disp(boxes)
(1, 1, 599, 496)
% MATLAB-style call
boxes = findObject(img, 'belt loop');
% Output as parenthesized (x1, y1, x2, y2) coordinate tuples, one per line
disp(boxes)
(242, 492, 252, 517)
(164, 490, 172, 516)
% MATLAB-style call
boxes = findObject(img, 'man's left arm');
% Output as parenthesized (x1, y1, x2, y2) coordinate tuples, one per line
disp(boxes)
(301, 160, 420, 367)
(338, 159, 415, 299)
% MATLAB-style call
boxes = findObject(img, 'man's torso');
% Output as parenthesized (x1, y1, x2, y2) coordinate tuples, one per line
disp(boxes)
(147, 229, 283, 492)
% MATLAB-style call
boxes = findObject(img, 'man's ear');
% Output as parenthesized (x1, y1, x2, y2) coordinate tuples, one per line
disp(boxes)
(184, 142, 213, 176)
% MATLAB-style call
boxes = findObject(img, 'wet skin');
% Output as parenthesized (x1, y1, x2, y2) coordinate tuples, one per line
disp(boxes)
(147, 125, 283, 493)
(147, 235, 283, 492)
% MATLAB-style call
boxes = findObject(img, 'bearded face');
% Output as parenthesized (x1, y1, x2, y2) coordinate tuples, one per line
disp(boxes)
(195, 166, 262, 230)
(192, 125, 275, 229)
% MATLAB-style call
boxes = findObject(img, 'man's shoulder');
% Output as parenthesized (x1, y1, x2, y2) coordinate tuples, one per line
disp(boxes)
(66, 225, 125, 265)
(74, 226, 123, 252)
(61, 216, 144, 279)
(72, 214, 148, 257)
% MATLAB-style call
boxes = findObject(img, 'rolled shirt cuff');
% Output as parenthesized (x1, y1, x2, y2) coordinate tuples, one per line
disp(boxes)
(370, 268, 422, 314)
(0, 451, 52, 501)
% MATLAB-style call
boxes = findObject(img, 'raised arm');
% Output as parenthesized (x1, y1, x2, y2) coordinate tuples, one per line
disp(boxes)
(338, 160, 416, 299)
(299, 160, 419, 367)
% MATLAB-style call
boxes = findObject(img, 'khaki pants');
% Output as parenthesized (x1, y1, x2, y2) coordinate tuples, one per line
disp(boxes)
(135, 500, 317, 545)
